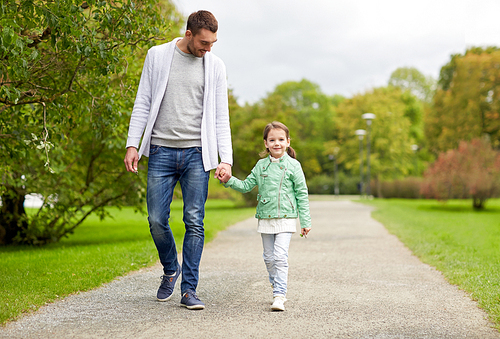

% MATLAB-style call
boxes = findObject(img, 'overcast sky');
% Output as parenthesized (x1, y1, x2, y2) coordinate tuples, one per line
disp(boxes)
(172, 0, 500, 104)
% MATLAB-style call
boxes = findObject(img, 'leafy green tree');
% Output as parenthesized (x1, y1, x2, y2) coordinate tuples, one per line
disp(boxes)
(0, 0, 183, 244)
(332, 86, 419, 189)
(388, 67, 431, 146)
(437, 47, 500, 91)
(426, 47, 500, 153)
(420, 139, 500, 209)
(229, 79, 340, 181)
(389, 67, 436, 104)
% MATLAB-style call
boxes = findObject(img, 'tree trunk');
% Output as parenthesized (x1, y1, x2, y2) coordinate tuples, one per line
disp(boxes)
(472, 197, 485, 210)
(376, 176, 383, 198)
(0, 189, 27, 245)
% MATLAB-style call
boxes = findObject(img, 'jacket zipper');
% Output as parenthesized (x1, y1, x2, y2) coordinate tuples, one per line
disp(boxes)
(278, 168, 286, 217)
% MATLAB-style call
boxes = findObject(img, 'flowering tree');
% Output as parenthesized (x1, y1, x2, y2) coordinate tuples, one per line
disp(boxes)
(420, 139, 500, 209)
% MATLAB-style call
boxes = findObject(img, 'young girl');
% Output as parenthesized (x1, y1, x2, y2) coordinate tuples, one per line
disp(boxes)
(218, 121, 311, 311)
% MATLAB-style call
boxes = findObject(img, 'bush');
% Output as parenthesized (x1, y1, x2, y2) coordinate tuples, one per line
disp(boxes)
(420, 139, 500, 209)
(371, 177, 423, 198)
(307, 173, 360, 195)
(207, 173, 246, 206)
(307, 175, 335, 194)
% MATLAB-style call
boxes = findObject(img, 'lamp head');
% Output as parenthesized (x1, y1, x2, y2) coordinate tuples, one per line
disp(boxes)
(355, 129, 366, 140)
(362, 113, 376, 120)
(362, 113, 376, 126)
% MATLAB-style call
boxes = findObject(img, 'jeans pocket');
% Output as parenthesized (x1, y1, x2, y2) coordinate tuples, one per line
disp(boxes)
(195, 147, 202, 154)
(149, 144, 160, 155)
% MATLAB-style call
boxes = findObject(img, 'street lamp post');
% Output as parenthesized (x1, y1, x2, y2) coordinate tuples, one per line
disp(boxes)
(355, 129, 366, 196)
(411, 144, 418, 175)
(362, 113, 376, 196)
(333, 147, 340, 196)
(329, 147, 340, 197)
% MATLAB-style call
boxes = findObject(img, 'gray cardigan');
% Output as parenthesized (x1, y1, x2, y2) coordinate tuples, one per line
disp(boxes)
(126, 38, 233, 171)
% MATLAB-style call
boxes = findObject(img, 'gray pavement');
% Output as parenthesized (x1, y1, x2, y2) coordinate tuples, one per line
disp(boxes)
(1, 200, 498, 338)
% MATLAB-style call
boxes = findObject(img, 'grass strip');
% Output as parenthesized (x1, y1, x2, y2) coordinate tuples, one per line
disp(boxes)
(0, 199, 254, 325)
(360, 198, 500, 330)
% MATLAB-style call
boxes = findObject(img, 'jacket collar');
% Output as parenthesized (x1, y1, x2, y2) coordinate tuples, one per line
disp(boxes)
(262, 153, 290, 170)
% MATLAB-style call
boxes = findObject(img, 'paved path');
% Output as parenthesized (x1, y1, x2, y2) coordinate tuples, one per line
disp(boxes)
(1, 201, 498, 338)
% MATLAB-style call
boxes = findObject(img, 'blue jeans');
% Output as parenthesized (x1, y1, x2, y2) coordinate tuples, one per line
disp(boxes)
(147, 146, 209, 295)
(261, 232, 293, 297)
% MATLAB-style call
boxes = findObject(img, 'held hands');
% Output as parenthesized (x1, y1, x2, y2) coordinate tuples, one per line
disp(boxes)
(300, 227, 311, 238)
(215, 163, 232, 183)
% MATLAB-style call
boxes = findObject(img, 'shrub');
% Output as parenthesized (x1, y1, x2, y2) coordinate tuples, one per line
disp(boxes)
(420, 139, 500, 209)
(307, 175, 336, 195)
(371, 177, 423, 199)
(307, 173, 360, 195)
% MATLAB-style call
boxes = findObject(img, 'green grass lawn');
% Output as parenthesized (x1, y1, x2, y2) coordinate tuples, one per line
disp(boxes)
(0, 198, 254, 325)
(360, 198, 500, 330)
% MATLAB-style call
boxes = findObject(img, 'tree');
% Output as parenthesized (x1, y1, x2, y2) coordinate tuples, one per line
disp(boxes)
(388, 67, 431, 146)
(0, 0, 183, 244)
(333, 86, 420, 188)
(426, 47, 500, 153)
(389, 67, 436, 104)
(230, 79, 340, 180)
(420, 139, 500, 209)
(227, 79, 341, 205)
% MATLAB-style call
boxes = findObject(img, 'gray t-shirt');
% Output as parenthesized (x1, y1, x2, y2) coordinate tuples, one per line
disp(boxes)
(151, 45, 204, 148)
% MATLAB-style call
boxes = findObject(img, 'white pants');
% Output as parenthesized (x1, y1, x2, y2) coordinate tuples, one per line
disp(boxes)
(261, 232, 293, 297)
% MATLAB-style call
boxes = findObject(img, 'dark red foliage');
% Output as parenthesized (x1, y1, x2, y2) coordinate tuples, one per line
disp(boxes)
(420, 139, 500, 209)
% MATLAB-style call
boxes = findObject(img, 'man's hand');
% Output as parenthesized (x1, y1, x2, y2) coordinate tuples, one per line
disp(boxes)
(124, 147, 139, 173)
(215, 162, 232, 183)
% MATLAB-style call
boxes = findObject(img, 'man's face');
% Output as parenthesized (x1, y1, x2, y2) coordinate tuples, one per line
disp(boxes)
(186, 28, 217, 57)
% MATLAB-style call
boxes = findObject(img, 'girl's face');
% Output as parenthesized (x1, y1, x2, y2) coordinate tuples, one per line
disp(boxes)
(264, 128, 290, 159)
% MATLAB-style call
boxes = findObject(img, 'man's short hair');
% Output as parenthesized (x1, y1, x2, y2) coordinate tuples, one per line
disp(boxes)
(187, 10, 218, 36)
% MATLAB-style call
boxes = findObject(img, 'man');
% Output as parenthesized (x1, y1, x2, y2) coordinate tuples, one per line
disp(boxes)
(124, 10, 232, 310)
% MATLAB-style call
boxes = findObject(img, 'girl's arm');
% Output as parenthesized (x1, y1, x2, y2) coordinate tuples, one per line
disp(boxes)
(223, 166, 258, 194)
(292, 162, 312, 229)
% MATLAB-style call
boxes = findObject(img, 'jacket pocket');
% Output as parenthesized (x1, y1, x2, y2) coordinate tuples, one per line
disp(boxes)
(256, 196, 274, 219)
(285, 194, 295, 212)
(259, 196, 272, 205)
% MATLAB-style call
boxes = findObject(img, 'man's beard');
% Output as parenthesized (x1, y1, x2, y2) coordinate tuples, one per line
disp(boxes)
(186, 41, 201, 57)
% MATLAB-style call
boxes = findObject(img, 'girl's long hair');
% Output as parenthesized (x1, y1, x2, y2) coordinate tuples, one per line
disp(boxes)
(260, 121, 297, 159)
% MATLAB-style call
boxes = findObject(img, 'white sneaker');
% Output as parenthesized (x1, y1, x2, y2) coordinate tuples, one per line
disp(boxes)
(271, 295, 286, 311)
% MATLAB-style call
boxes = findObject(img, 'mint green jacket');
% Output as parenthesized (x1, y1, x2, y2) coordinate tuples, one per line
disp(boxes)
(224, 154, 311, 229)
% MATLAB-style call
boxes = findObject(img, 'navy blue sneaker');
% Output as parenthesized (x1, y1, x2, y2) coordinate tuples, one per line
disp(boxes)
(180, 290, 205, 310)
(157, 266, 181, 301)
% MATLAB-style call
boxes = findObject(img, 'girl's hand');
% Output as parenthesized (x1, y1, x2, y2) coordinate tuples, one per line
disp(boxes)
(217, 168, 231, 183)
(215, 163, 231, 183)
(300, 228, 311, 238)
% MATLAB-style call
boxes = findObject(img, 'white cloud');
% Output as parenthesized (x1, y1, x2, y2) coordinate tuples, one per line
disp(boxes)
(464, 0, 500, 47)
(172, 0, 499, 104)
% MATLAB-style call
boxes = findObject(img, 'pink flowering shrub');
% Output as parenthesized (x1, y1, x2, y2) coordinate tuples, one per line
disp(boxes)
(420, 139, 500, 209)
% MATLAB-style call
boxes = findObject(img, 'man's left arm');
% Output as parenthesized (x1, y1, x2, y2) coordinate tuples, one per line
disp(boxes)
(214, 61, 233, 182)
